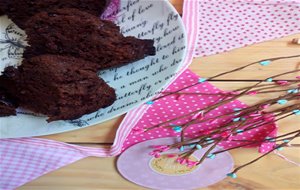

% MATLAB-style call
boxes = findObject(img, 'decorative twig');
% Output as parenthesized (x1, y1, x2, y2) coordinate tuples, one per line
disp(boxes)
(147, 54, 300, 177)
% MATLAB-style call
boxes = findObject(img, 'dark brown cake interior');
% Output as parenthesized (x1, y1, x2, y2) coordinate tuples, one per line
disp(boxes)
(0, 0, 109, 28)
(24, 8, 156, 70)
(0, 88, 17, 117)
(0, 102, 16, 117)
(0, 55, 116, 121)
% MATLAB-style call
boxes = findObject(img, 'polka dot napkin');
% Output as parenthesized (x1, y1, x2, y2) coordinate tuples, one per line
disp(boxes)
(194, 0, 300, 57)
(121, 69, 277, 153)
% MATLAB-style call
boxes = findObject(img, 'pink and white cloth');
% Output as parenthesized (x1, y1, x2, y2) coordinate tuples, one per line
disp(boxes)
(194, 0, 300, 57)
(1, 0, 300, 189)
(120, 69, 277, 152)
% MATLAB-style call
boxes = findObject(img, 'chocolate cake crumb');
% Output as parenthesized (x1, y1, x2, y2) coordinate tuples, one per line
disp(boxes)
(0, 0, 110, 29)
(0, 55, 116, 121)
(24, 8, 156, 70)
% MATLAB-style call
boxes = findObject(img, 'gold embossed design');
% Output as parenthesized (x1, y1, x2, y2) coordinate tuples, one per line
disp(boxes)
(150, 154, 199, 176)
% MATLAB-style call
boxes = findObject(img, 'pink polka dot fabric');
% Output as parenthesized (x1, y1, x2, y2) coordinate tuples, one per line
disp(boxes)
(194, 0, 300, 57)
(122, 69, 277, 153)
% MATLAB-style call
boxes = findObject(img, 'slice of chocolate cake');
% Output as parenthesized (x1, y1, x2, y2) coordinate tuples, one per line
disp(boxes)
(24, 8, 156, 70)
(0, 0, 110, 29)
(0, 55, 116, 122)
(0, 88, 17, 117)
(0, 102, 16, 117)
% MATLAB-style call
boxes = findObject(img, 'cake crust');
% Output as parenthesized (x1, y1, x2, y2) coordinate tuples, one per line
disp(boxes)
(0, 0, 109, 28)
(24, 8, 156, 70)
(0, 55, 116, 121)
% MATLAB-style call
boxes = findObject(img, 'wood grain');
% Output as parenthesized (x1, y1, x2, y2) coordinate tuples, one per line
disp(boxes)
(191, 33, 300, 81)
(20, 0, 300, 189)
(19, 147, 300, 190)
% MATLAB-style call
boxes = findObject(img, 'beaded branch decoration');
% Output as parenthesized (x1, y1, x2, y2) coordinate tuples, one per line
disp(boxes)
(142, 54, 300, 178)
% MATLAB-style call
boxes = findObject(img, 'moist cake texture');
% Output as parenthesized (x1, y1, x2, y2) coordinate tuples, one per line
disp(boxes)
(24, 8, 156, 70)
(0, 55, 116, 121)
(0, 0, 109, 28)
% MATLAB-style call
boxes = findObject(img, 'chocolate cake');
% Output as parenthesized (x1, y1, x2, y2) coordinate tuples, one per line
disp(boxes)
(24, 8, 156, 70)
(0, 102, 16, 117)
(0, 55, 116, 121)
(0, 0, 110, 28)
(0, 88, 17, 117)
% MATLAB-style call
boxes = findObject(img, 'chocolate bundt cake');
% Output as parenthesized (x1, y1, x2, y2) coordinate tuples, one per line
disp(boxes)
(24, 8, 156, 70)
(0, 55, 116, 122)
(0, 0, 110, 28)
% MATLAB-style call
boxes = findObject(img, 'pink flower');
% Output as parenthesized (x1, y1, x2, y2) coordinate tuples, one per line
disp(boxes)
(187, 160, 198, 168)
(161, 146, 170, 152)
(176, 157, 182, 163)
(175, 157, 188, 165)
(220, 131, 231, 138)
(150, 145, 168, 149)
(260, 104, 270, 109)
(249, 113, 262, 117)
(179, 158, 187, 165)
(166, 154, 177, 158)
(247, 91, 258, 95)
(276, 80, 289, 86)
(296, 76, 300, 79)
(252, 116, 263, 120)
(149, 150, 161, 158)
(150, 145, 170, 152)
(263, 115, 275, 122)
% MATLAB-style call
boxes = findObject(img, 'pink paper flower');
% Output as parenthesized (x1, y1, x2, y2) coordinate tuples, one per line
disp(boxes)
(263, 115, 275, 122)
(149, 150, 161, 158)
(166, 154, 177, 158)
(176, 157, 187, 165)
(260, 104, 270, 109)
(249, 113, 262, 117)
(276, 80, 289, 86)
(187, 160, 198, 168)
(179, 158, 187, 165)
(247, 91, 258, 95)
(176, 157, 182, 163)
(220, 131, 231, 138)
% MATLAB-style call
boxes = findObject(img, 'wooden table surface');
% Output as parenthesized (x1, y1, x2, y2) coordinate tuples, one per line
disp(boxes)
(20, 1, 300, 189)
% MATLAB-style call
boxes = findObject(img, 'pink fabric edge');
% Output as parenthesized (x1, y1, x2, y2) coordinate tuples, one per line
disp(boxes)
(108, 0, 201, 156)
